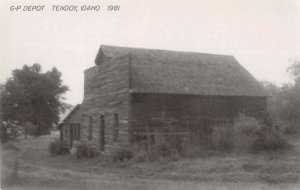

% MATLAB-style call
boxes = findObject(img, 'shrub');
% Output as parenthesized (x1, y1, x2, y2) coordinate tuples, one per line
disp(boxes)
(131, 148, 148, 162)
(110, 114, 292, 163)
(283, 122, 300, 134)
(24, 122, 39, 137)
(211, 114, 262, 152)
(48, 140, 68, 156)
(251, 127, 292, 152)
(0, 124, 9, 143)
(211, 114, 292, 153)
(73, 141, 97, 159)
(119, 135, 206, 162)
(231, 114, 262, 152)
(111, 138, 181, 163)
(0, 121, 22, 143)
(146, 135, 184, 161)
(146, 143, 169, 161)
(127, 141, 149, 162)
(179, 136, 205, 157)
(111, 148, 133, 162)
(211, 124, 233, 151)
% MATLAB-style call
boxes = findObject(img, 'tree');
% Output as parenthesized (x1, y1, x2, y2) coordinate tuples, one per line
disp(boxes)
(287, 60, 300, 101)
(285, 59, 300, 132)
(0, 64, 69, 136)
(261, 59, 300, 133)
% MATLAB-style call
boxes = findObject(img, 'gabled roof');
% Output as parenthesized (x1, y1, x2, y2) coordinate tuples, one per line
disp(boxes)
(95, 45, 267, 97)
(57, 104, 81, 129)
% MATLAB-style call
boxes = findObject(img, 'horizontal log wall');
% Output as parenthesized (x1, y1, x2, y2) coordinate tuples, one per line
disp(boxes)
(129, 93, 267, 142)
(81, 54, 130, 151)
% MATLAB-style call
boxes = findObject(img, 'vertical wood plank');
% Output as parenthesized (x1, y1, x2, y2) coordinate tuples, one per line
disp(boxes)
(162, 96, 166, 130)
(76, 123, 79, 140)
(78, 124, 81, 140)
(146, 122, 151, 147)
(113, 113, 119, 142)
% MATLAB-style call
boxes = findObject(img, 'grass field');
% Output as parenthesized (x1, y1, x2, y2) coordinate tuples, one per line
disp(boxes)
(1, 132, 299, 190)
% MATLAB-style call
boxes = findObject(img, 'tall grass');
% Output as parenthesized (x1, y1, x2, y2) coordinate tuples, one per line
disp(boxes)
(48, 140, 69, 156)
(211, 115, 260, 152)
(111, 114, 292, 162)
(211, 114, 292, 153)
(72, 140, 97, 159)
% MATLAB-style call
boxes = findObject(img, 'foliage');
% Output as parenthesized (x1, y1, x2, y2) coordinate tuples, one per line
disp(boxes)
(261, 82, 299, 133)
(111, 148, 133, 162)
(178, 136, 204, 157)
(0, 121, 23, 143)
(111, 114, 292, 163)
(112, 137, 194, 163)
(287, 59, 300, 84)
(72, 141, 97, 159)
(211, 114, 292, 153)
(0, 64, 69, 136)
(251, 127, 292, 152)
(126, 118, 292, 162)
(260, 59, 300, 133)
(211, 114, 262, 152)
(48, 140, 69, 156)
(111, 139, 178, 163)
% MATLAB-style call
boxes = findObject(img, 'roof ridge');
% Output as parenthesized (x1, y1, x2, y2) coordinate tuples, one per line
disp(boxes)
(100, 44, 234, 57)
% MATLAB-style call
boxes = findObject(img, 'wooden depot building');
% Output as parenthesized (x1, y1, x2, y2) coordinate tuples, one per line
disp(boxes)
(58, 45, 268, 152)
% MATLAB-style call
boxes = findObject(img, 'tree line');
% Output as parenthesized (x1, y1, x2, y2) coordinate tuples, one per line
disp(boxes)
(0, 64, 69, 142)
(261, 59, 300, 133)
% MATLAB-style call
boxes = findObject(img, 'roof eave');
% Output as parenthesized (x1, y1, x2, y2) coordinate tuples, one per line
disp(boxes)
(129, 90, 268, 97)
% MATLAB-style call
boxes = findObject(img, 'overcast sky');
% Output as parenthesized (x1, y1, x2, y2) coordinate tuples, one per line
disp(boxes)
(1, 0, 300, 106)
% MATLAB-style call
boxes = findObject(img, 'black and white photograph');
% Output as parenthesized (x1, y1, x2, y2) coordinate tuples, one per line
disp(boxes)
(0, 0, 299, 189)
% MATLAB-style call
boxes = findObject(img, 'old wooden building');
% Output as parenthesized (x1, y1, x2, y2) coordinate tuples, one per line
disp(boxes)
(59, 45, 268, 151)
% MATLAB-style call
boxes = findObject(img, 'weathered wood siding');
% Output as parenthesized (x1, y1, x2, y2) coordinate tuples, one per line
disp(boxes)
(129, 93, 267, 142)
(61, 106, 82, 146)
(80, 54, 130, 151)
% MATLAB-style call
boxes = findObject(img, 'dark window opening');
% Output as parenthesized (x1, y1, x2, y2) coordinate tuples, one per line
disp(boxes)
(88, 116, 93, 140)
